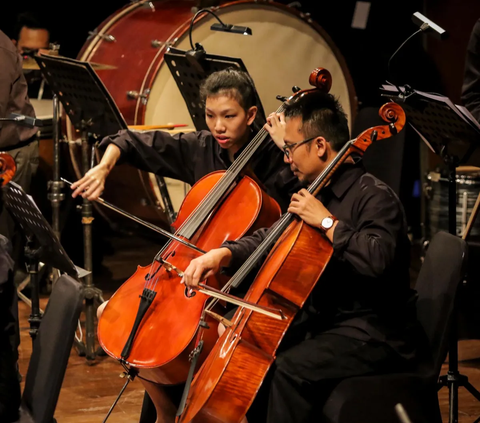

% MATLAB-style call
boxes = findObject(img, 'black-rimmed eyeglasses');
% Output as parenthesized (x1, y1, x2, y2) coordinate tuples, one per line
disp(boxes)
(282, 136, 319, 159)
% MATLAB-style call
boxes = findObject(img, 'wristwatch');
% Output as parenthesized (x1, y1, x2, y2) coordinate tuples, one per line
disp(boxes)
(320, 215, 337, 232)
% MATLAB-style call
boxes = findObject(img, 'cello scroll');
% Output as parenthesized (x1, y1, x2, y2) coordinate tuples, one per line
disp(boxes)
(0, 152, 16, 186)
(352, 102, 406, 154)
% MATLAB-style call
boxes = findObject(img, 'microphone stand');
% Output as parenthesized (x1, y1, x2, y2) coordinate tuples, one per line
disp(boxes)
(42, 95, 64, 295)
(48, 95, 64, 241)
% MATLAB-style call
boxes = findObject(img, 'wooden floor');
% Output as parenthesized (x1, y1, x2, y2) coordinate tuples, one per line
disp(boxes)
(14, 232, 480, 423)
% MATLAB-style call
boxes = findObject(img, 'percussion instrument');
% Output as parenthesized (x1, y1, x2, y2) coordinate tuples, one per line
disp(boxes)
(425, 166, 480, 238)
(67, 0, 356, 226)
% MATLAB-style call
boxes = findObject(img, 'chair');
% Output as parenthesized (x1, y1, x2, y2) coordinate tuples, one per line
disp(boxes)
(321, 231, 468, 423)
(17, 274, 84, 423)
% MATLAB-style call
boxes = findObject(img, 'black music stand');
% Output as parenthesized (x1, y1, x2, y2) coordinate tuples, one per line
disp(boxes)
(164, 46, 266, 131)
(33, 53, 127, 360)
(381, 83, 480, 423)
(2, 181, 87, 346)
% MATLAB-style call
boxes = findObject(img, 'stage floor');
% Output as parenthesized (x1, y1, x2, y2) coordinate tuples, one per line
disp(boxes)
(15, 232, 480, 423)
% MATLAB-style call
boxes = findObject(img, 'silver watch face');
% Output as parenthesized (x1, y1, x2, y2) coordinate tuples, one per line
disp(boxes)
(322, 217, 334, 229)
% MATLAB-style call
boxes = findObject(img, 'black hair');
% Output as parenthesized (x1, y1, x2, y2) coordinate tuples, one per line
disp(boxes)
(13, 11, 50, 41)
(284, 90, 350, 152)
(199, 67, 258, 112)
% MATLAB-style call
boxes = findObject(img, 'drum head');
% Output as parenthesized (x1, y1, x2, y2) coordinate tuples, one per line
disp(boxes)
(146, 2, 355, 131)
(67, 0, 356, 225)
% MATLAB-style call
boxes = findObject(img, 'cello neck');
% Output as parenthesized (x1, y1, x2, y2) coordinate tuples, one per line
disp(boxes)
(176, 103, 286, 240)
(222, 132, 376, 291)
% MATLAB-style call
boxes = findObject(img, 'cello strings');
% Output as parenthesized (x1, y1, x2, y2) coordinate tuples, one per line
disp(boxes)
(145, 129, 269, 292)
(178, 116, 281, 238)
(178, 103, 286, 237)
(144, 104, 286, 292)
(205, 140, 354, 312)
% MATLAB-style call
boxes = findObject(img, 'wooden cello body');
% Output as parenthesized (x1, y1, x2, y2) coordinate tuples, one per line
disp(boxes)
(177, 102, 406, 422)
(97, 68, 332, 386)
(98, 171, 280, 384)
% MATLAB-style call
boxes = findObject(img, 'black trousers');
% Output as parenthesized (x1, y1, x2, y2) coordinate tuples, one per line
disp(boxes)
(0, 238, 20, 422)
(247, 333, 410, 423)
(140, 333, 410, 423)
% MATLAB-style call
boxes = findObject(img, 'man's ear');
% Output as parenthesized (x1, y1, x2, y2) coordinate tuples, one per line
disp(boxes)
(11, 39, 17, 46)
(247, 106, 258, 126)
(315, 137, 328, 159)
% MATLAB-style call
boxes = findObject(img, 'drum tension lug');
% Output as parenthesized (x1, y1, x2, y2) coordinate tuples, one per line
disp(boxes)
(88, 30, 116, 43)
(127, 89, 150, 105)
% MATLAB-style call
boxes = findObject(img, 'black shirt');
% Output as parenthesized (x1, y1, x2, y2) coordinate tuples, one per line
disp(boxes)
(98, 129, 302, 213)
(222, 162, 417, 357)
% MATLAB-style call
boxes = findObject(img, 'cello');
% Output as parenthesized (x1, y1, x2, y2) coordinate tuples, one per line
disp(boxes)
(176, 101, 406, 422)
(0, 152, 16, 186)
(96, 68, 332, 386)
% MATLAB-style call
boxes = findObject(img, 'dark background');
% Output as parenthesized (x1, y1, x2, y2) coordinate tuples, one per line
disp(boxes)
(5, 0, 480, 336)
(3, 0, 480, 237)
(2, 0, 478, 107)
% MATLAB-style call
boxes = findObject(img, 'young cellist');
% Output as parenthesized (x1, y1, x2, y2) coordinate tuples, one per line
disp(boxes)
(71, 67, 297, 212)
(70, 68, 301, 423)
(182, 90, 422, 423)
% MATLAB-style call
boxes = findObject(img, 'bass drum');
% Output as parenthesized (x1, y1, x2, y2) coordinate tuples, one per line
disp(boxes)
(67, 0, 356, 227)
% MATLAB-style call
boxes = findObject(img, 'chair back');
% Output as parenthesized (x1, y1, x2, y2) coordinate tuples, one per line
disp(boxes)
(415, 231, 468, 377)
(20, 274, 83, 423)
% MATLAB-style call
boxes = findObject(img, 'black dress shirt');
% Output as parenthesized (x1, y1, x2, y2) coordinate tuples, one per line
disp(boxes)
(99, 129, 302, 213)
(222, 162, 418, 358)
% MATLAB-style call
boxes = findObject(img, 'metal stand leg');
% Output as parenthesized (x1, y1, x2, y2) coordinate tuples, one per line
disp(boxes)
(24, 240, 42, 347)
(45, 94, 64, 294)
(437, 154, 480, 423)
(74, 125, 105, 362)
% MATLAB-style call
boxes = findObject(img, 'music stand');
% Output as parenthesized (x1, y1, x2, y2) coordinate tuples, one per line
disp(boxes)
(381, 83, 480, 423)
(2, 181, 87, 347)
(164, 46, 266, 131)
(33, 53, 127, 360)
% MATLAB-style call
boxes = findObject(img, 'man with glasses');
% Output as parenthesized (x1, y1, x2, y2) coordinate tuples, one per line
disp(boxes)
(182, 90, 421, 423)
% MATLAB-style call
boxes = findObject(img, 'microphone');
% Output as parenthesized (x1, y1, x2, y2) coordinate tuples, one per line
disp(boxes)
(411, 12, 448, 39)
(0, 113, 44, 128)
(210, 23, 252, 36)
